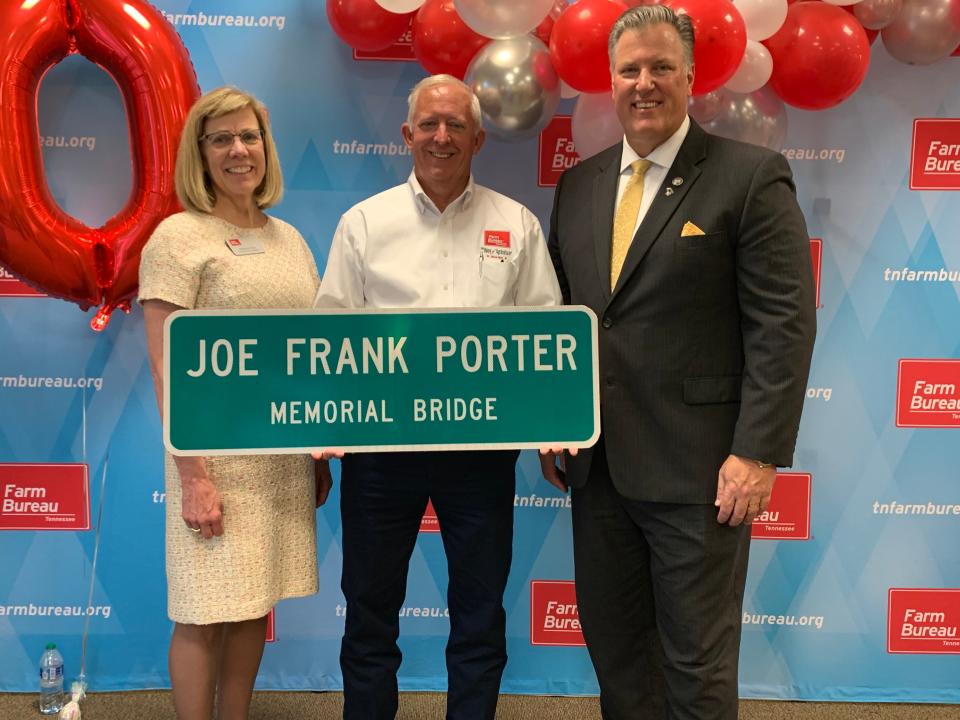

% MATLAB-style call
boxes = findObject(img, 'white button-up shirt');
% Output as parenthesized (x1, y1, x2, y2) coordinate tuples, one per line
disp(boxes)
(316, 173, 561, 310)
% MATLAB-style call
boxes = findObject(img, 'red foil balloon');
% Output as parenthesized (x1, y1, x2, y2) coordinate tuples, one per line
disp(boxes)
(533, 0, 568, 46)
(550, 0, 628, 94)
(0, 0, 199, 330)
(764, 1, 870, 110)
(412, 0, 490, 79)
(664, 0, 747, 95)
(534, 12, 555, 46)
(327, 0, 414, 52)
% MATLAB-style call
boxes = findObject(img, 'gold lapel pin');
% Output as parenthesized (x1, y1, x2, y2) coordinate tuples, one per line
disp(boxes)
(665, 187, 675, 196)
(672, 177, 683, 186)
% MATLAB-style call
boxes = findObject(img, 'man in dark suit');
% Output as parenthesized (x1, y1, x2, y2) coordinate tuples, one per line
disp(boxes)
(541, 5, 816, 719)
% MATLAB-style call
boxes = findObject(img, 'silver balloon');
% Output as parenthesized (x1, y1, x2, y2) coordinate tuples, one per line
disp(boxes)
(853, 0, 902, 29)
(465, 35, 561, 141)
(881, 0, 960, 65)
(455, 0, 555, 39)
(701, 86, 788, 152)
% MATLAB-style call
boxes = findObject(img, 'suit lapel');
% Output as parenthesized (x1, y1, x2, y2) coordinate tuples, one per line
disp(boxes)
(591, 145, 622, 301)
(611, 121, 708, 298)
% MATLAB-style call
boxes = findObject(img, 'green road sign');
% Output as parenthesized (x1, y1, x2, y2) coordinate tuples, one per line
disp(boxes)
(164, 307, 598, 455)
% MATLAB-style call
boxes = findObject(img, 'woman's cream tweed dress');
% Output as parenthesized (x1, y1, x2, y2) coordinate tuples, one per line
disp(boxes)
(139, 211, 319, 624)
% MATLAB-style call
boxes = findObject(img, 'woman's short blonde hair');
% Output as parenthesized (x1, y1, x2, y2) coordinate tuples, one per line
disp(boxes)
(175, 86, 283, 214)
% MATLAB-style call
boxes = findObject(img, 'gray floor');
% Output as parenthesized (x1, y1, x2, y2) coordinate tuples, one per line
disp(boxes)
(1, 692, 958, 720)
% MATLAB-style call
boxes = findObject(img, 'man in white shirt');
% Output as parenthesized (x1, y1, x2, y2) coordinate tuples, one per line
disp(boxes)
(316, 74, 560, 720)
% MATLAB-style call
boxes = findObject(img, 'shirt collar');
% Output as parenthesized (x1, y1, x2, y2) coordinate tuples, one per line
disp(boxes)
(408, 171, 475, 215)
(619, 114, 691, 174)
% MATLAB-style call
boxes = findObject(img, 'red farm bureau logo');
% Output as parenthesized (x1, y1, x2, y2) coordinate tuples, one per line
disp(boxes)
(530, 580, 585, 646)
(353, 18, 415, 62)
(888, 588, 960, 654)
(538, 115, 580, 187)
(809, 239, 822, 309)
(751, 472, 811, 541)
(0, 265, 44, 297)
(420, 499, 439, 533)
(0, 464, 90, 531)
(896, 359, 960, 428)
(483, 230, 510, 249)
(910, 119, 960, 190)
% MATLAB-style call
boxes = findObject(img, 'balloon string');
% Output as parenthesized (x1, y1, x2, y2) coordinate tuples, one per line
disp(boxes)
(78, 455, 107, 690)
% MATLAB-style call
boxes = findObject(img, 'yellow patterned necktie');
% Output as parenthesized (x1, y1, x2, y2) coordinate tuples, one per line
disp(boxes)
(610, 158, 651, 290)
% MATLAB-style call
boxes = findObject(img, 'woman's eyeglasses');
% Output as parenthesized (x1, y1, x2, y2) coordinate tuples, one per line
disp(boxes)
(200, 129, 263, 149)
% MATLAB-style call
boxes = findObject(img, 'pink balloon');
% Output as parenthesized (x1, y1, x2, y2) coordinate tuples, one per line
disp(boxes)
(571, 92, 624, 159)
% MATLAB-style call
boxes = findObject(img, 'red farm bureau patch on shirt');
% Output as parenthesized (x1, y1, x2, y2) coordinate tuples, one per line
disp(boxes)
(484, 230, 510, 249)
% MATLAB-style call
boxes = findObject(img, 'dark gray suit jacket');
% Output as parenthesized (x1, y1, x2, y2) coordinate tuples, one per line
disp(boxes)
(548, 119, 816, 503)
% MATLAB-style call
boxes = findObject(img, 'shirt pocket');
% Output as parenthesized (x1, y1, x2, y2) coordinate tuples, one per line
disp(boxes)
(477, 258, 518, 306)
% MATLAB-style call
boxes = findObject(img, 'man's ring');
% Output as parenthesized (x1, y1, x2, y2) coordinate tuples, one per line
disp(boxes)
(189, 527, 201, 533)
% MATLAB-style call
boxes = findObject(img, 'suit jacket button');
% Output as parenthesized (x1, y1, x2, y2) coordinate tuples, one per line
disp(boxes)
(606, 376, 615, 387)
(602, 317, 612, 329)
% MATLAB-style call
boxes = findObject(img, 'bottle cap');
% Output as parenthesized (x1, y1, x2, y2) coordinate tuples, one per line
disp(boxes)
(45, 643, 55, 650)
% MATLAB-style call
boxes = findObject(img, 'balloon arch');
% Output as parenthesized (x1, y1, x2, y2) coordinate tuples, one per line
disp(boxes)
(327, 0, 960, 150)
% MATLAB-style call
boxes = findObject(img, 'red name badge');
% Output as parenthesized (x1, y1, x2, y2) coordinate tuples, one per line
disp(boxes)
(0, 463, 90, 531)
(530, 580, 585, 646)
(484, 230, 510, 249)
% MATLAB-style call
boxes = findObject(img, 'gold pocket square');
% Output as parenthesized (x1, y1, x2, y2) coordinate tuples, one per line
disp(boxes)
(680, 221, 705, 237)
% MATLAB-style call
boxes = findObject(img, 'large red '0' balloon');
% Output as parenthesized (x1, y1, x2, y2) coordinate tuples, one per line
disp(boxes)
(412, 0, 490, 80)
(327, 0, 413, 52)
(550, 0, 628, 94)
(764, 2, 870, 110)
(663, 0, 746, 96)
(0, 0, 199, 330)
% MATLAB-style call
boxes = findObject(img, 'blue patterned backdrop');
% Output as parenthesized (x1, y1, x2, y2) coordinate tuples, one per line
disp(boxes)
(2, 0, 959, 701)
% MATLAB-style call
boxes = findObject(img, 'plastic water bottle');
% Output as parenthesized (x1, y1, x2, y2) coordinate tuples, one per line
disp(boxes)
(39, 643, 64, 715)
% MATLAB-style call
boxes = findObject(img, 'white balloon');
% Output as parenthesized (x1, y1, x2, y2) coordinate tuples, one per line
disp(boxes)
(454, 0, 555, 39)
(733, 0, 788, 41)
(374, 0, 426, 12)
(571, 92, 623, 160)
(724, 40, 773, 94)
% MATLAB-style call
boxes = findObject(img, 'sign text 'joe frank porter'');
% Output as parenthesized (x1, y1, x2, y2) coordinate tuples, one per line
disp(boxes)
(164, 307, 599, 455)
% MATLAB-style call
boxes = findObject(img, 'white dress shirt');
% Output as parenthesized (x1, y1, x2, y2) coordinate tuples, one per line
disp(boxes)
(615, 114, 691, 238)
(316, 172, 561, 310)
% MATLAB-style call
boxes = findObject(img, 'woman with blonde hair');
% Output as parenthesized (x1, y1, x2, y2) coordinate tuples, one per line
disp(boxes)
(139, 86, 329, 719)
